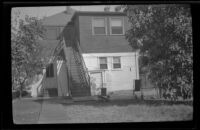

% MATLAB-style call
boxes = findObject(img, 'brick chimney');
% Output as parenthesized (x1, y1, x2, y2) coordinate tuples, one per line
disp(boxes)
(66, 6, 71, 14)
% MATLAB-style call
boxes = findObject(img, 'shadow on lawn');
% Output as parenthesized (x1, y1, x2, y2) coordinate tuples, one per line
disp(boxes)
(32, 97, 193, 107)
(67, 99, 193, 107)
(32, 97, 71, 104)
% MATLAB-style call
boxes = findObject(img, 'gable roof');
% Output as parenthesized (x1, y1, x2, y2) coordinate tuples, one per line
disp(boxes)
(38, 8, 76, 65)
(38, 40, 60, 61)
(42, 8, 76, 26)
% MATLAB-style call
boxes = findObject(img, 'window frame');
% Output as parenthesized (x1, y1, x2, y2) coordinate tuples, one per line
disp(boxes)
(99, 57, 108, 70)
(44, 26, 63, 40)
(109, 17, 125, 35)
(92, 17, 107, 35)
(112, 56, 122, 69)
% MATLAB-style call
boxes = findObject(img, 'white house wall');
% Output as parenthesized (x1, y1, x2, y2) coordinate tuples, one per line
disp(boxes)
(57, 60, 69, 96)
(82, 52, 139, 93)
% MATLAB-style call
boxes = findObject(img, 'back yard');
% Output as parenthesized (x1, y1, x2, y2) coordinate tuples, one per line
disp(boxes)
(12, 98, 193, 124)
(12, 99, 42, 124)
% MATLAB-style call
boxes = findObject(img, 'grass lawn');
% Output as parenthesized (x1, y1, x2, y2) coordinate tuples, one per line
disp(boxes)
(12, 98, 43, 124)
(62, 100, 193, 123)
(12, 97, 193, 124)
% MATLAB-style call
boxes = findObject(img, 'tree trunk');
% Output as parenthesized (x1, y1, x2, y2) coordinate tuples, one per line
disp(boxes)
(18, 78, 26, 99)
(19, 84, 23, 99)
(158, 87, 162, 99)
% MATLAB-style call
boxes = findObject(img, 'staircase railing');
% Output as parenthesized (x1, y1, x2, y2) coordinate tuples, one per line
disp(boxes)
(39, 40, 62, 97)
(72, 40, 90, 89)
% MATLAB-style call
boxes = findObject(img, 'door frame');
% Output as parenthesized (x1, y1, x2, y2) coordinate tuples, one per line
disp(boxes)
(89, 70, 105, 95)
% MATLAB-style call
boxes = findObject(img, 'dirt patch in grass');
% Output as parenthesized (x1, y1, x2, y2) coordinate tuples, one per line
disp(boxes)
(62, 100, 193, 123)
(12, 99, 43, 124)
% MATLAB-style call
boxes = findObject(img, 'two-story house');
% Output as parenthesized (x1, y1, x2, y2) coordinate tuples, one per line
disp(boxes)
(59, 11, 140, 97)
(32, 10, 140, 98)
(30, 7, 76, 97)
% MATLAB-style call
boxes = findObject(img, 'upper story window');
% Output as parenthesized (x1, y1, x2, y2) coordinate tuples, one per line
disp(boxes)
(92, 18, 107, 35)
(110, 18, 124, 35)
(46, 63, 54, 78)
(99, 57, 108, 69)
(113, 57, 121, 69)
(45, 26, 61, 40)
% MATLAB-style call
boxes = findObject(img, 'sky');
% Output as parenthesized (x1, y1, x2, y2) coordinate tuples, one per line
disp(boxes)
(12, 5, 119, 19)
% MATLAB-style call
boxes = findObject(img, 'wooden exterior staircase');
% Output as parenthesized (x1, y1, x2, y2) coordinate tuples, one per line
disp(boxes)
(68, 40, 91, 97)
(62, 24, 91, 97)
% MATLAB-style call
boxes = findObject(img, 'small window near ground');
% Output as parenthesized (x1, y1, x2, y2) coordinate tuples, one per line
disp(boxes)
(99, 57, 108, 69)
(110, 18, 124, 35)
(46, 63, 54, 77)
(113, 57, 121, 69)
(92, 18, 106, 35)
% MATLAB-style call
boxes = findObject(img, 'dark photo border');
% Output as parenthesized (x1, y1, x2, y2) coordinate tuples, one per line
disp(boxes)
(2, 0, 200, 130)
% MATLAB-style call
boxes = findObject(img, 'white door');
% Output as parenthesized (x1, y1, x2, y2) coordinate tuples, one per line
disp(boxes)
(90, 72, 103, 96)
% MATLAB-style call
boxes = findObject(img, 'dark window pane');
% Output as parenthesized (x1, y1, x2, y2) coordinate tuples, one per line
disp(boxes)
(46, 63, 54, 77)
(113, 63, 121, 68)
(50, 64, 54, 77)
(111, 27, 123, 34)
(100, 64, 108, 69)
(46, 67, 49, 77)
(94, 27, 106, 34)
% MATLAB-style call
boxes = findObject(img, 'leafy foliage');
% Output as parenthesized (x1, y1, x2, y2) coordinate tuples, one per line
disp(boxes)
(11, 11, 46, 97)
(123, 4, 193, 99)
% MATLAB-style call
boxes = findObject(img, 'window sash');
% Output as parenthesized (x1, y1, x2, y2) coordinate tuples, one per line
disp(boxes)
(100, 64, 108, 69)
(110, 18, 122, 26)
(93, 18, 105, 27)
(93, 18, 106, 35)
(113, 57, 121, 63)
(99, 57, 107, 64)
(113, 57, 121, 69)
(94, 27, 106, 34)
(111, 26, 123, 34)
(113, 63, 121, 69)
(99, 57, 108, 69)
(110, 18, 124, 35)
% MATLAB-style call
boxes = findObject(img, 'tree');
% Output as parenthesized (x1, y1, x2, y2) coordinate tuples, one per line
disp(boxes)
(123, 4, 193, 99)
(11, 10, 45, 98)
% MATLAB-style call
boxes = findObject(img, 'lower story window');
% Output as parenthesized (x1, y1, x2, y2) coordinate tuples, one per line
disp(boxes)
(113, 57, 121, 69)
(46, 63, 54, 77)
(99, 57, 108, 69)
